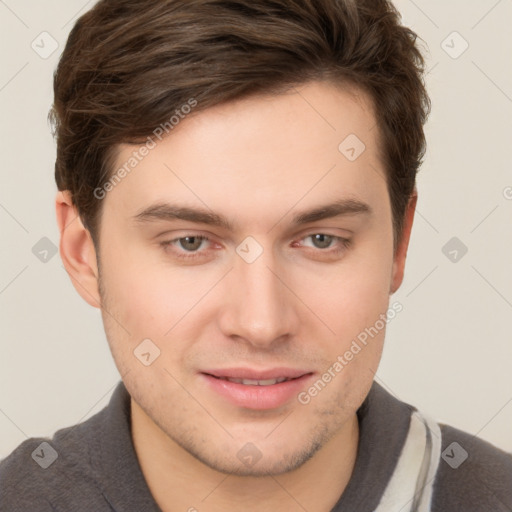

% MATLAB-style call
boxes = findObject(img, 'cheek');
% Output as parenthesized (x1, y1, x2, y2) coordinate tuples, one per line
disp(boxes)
(110, 274, 186, 339)
(100, 249, 221, 358)
(98, 256, 195, 379)
(99, 236, 172, 322)
(306, 254, 392, 335)
(296, 243, 393, 382)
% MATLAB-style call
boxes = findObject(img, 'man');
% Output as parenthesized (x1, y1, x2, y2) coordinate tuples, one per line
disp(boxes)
(1, 0, 511, 510)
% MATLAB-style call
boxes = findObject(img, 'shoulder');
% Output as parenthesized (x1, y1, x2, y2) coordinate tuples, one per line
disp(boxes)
(431, 423, 512, 510)
(1, 437, 48, 510)
(0, 413, 108, 511)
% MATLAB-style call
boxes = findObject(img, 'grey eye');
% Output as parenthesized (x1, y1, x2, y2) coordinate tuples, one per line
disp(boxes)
(309, 234, 334, 249)
(178, 236, 206, 251)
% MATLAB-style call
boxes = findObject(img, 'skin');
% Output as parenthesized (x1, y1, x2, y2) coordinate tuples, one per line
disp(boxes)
(56, 80, 416, 512)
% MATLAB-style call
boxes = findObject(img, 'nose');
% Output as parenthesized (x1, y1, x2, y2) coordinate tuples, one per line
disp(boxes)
(217, 245, 298, 349)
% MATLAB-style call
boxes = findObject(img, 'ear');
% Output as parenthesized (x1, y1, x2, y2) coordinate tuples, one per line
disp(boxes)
(390, 190, 417, 294)
(56, 191, 101, 308)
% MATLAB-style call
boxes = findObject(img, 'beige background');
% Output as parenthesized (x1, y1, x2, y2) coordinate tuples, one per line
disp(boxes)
(1, 0, 511, 457)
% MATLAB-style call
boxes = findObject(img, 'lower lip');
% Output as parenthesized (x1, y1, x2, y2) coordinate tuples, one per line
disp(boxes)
(200, 373, 314, 410)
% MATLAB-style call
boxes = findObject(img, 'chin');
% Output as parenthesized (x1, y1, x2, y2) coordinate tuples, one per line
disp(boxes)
(183, 435, 325, 477)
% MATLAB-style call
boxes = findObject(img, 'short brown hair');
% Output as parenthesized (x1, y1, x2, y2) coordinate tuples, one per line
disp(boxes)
(51, 0, 430, 251)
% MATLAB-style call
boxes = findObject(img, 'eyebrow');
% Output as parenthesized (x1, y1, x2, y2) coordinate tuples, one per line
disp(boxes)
(133, 198, 371, 231)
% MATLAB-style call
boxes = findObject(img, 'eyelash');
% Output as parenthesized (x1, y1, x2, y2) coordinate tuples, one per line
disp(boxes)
(160, 234, 352, 261)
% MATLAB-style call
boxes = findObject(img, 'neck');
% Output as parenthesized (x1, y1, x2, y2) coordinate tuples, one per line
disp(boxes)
(131, 399, 359, 512)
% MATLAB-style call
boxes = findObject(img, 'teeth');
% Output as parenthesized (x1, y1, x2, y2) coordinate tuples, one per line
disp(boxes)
(222, 377, 290, 386)
(242, 378, 264, 385)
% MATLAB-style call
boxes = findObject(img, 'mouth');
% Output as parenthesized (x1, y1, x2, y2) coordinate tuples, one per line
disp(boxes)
(207, 375, 299, 386)
(200, 368, 314, 410)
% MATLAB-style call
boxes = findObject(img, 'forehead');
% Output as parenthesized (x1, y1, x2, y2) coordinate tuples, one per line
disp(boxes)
(105, 81, 386, 230)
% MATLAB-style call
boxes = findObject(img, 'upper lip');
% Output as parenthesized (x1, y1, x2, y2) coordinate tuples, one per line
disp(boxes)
(202, 367, 312, 380)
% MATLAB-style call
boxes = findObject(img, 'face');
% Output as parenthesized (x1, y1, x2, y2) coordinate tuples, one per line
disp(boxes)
(94, 81, 404, 476)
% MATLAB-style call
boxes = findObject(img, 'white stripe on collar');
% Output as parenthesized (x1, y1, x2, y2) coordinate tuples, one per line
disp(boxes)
(373, 410, 442, 512)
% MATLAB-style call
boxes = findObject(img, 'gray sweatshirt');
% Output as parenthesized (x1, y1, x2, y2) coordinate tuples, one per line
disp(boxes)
(1, 380, 511, 511)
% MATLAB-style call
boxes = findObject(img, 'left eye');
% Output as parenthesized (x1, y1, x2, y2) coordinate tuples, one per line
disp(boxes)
(304, 234, 336, 249)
